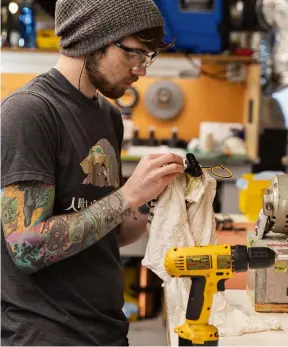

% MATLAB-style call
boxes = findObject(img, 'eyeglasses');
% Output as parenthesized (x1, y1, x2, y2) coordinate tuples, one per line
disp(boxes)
(114, 42, 158, 70)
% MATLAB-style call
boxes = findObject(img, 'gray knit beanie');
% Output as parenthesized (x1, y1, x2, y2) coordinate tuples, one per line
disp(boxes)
(55, 0, 165, 57)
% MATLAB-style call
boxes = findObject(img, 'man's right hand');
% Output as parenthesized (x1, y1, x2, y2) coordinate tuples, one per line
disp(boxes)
(122, 153, 184, 209)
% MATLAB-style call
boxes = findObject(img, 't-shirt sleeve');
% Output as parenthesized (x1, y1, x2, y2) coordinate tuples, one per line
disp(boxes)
(1, 92, 56, 188)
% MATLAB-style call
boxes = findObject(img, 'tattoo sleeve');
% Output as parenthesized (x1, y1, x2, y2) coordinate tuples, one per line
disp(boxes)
(1, 181, 132, 274)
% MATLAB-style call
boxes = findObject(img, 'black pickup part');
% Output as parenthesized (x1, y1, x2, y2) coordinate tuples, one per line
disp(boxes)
(185, 153, 203, 177)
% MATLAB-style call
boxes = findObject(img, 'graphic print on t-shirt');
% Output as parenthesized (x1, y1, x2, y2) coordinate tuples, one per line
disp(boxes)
(80, 138, 120, 189)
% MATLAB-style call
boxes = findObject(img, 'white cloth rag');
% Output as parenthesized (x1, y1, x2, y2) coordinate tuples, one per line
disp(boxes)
(142, 171, 282, 342)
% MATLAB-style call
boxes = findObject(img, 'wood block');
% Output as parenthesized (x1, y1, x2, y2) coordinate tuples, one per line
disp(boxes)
(253, 302, 288, 313)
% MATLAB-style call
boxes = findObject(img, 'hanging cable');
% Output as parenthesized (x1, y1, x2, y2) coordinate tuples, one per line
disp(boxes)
(78, 55, 87, 92)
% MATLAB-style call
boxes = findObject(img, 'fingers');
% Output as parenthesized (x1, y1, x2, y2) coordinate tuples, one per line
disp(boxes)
(144, 153, 166, 160)
(162, 172, 182, 185)
(153, 163, 184, 180)
(150, 153, 184, 168)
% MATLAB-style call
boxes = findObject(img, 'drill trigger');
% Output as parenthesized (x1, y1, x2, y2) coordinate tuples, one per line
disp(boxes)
(217, 279, 226, 292)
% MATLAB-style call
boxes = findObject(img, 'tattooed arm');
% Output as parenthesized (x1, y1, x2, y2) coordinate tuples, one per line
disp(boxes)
(117, 207, 149, 247)
(1, 181, 132, 274)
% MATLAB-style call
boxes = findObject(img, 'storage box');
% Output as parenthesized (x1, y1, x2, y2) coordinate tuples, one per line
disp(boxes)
(246, 232, 288, 312)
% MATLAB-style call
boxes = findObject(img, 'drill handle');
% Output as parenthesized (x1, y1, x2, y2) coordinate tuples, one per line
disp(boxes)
(186, 276, 213, 322)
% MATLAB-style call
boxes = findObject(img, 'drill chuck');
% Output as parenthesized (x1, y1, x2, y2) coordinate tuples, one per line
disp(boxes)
(248, 247, 276, 269)
(231, 245, 249, 272)
(232, 245, 276, 273)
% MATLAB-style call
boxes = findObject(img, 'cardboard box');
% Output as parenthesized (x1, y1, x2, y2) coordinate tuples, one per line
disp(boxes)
(246, 232, 288, 312)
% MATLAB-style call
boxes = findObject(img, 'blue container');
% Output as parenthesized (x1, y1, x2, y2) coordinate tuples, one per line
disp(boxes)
(18, 4, 36, 48)
(154, 0, 225, 53)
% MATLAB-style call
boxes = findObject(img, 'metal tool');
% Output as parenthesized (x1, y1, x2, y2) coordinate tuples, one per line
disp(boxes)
(255, 174, 288, 240)
(164, 244, 276, 346)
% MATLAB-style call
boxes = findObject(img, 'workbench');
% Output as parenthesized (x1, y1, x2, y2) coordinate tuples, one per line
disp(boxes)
(165, 289, 288, 346)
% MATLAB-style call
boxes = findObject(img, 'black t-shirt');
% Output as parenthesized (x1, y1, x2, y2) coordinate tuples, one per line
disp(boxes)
(1, 68, 129, 346)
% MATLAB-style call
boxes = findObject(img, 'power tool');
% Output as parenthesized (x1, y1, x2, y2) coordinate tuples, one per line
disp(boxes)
(164, 244, 276, 346)
(255, 174, 288, 240)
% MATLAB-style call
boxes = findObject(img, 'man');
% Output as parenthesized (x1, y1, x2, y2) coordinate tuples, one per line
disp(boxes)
(1, 0, 184, 346)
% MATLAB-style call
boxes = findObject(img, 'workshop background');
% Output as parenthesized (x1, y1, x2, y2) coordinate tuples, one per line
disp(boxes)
(1, 0, 288, 345)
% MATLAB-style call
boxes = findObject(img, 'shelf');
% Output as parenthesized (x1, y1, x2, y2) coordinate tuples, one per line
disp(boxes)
(121, 152, 252, 164)
(1, 47, 256, 63)
(1, 47, 59, 54)
(160, 52, 256, 63)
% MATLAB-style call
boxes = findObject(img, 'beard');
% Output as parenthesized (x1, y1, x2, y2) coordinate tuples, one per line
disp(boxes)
(85, 53, 137, 99)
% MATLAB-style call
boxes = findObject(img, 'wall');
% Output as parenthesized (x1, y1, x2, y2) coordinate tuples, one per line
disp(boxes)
(114, 65, 246, 142)
(1, 73, 37, 100)
(1, 51, 247, 144)
(2, 72, 246, 144)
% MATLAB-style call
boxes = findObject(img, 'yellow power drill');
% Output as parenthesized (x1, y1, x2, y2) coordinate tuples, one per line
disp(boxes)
(164, 244, 276, 346)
